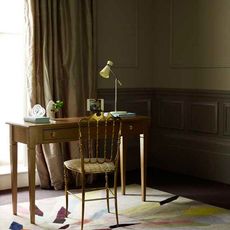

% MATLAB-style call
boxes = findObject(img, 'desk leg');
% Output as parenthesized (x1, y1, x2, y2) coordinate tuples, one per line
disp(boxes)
(140, 134, 146, 201)
(120, 136, 128, 195)
(10, 126, 18, 215)
(27, 146, 36, 224)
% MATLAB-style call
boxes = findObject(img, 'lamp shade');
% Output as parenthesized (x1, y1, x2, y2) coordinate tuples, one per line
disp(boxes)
(99, 60, 113, 78)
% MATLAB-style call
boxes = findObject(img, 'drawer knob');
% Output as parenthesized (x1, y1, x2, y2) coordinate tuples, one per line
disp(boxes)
(129, 125, 133, 130)
(51, 132, 56, 138)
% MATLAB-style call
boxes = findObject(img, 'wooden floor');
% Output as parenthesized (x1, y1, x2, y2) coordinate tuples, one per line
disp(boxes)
(147, 168, 230, 209)
(1, 167, 230, 209)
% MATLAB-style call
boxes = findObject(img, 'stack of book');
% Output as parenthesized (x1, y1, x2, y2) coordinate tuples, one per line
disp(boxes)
(110, 111, 136, 117)
(24, 116, 50, 123)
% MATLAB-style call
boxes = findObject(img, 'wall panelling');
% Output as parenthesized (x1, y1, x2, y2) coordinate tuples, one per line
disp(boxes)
(98, 88, 230, 184)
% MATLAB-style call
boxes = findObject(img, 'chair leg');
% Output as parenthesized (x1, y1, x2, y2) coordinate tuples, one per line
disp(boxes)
(114, 171, 119, 225)
(81, 173, 85, 230)
(64, 166, 69, 217)
(105, 173, 110, 213)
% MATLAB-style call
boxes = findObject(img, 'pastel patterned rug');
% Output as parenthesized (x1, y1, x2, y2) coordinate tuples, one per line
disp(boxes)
(1, 184, 230, 229)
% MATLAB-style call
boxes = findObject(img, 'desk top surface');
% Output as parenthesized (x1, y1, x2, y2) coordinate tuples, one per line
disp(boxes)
(6, 115, 151, 128)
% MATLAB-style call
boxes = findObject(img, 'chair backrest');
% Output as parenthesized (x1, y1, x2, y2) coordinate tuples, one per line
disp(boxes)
(78, 112, 122, 166)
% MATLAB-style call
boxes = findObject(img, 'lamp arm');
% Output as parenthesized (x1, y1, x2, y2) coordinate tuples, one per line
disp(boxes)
(109, 68, 122, 112)
(110, 68, 122, 86)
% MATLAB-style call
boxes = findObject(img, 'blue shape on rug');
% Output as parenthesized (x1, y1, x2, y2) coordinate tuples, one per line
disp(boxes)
(9, 221, 23, 230)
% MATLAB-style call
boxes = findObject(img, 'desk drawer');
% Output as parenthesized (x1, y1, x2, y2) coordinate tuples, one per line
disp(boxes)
(122, 122, 144, 136)
(43, 128, 77, 142)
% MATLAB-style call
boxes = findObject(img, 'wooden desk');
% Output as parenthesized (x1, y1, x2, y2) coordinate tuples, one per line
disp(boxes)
(7, 115, 150, 224)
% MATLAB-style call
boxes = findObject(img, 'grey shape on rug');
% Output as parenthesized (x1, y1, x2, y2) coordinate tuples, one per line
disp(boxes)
(159, 195, 179, 206)
(109, 223, 140, 228)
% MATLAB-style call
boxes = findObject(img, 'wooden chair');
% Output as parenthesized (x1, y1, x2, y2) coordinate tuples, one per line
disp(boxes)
(63, 112, 122, 230)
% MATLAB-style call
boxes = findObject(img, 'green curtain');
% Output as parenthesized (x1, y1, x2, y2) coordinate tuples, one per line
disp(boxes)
(25, 0, 96, 189)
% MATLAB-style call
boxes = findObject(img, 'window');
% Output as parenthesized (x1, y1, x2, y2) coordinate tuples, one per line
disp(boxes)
(0, 0, 26, 171)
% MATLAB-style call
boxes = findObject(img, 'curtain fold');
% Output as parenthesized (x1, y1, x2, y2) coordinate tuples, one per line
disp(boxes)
(25, 0, 96, 189)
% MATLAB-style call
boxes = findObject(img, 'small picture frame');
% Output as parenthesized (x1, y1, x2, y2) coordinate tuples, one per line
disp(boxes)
(87, 99, 104, 112)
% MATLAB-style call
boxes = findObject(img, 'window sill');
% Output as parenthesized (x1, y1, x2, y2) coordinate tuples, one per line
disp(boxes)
(0, 164, 27, 175)
(0, 164, 40, 190)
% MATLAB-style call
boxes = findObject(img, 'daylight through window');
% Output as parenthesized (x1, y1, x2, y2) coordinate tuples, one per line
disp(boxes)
(0, 0, 26, 168)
